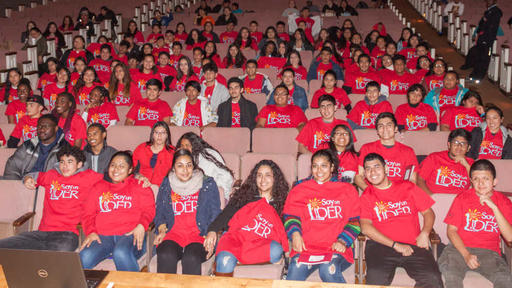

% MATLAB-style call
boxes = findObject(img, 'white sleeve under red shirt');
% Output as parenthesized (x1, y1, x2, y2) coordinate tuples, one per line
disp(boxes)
(344, 70, 382, 94)
(82, 176, 155, 236)
(5, 100, 26, 124)
(111, 82, 143, 106)
(310, 87, 351, 109)
(444, 189, 512, 253)
(11, 115, 38, 141)
(358, 140, 418, 182)
(243, 74, 265, 94)
(424, 74, 445, 91)
(296, 118, 355, 153)
(126, 98, 173, 127)
(74, 84, 99, 106)
(58, 113, 87, 147)
(257, 57, 287, 73)
(256, 105, 307, 128)
(87, 102, 119, 128)
(418, 151, 473, 194)
(283, 179, 360, 260)
(37, 72, 57, 92)
(360, 180, 434, 245)
(440, 106, 482, 132)
(37, 169, 103, 235)
(89, 59, 112, 84)
(478, 129, 504, 159)
(347, 100, 393, 129)
(382, 71, 418, 95)
(395, 103, 438, 131)
(182, 100, 203, 127)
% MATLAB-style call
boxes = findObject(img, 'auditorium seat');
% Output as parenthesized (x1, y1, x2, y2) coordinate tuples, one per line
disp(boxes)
(107, 125, 151, 151)
(0, 148, 16, 175)
(353, 129, 380, 150)
(202, 127, 251, 156)
(258, 68, 278, 83)
(388, 94, 408, 110)
(116, 106, 130, 125)
(401, 131, 450, 156)
(221, 152, 240, 183)
(240, 153, 296, 187)
(296, 79, 308, 92)
(297, 152, 312, 181)
(0, 124, 15, 138)
(0, 106, 7, 124)
(244, 93, 267, 111)
(169, 126, 201, 147)
(161, 91, 186, 110)
(0, 180, 36, 239)
(299, 51, 313, 70)
(489, 159, 512, 193)
(304, 108, 347, 120)
(252, 128, 299, 155)
(308, 80, 345, 97)
(219, 68, 243, 80)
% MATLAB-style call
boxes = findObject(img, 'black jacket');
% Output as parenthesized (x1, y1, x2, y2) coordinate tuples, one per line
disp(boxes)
(217, 96, 258, 130)
(476, 4, 502, 45)
(468, 123, 512, 159)
(84, 144, 117, 175)
(215, 14, 237, 26)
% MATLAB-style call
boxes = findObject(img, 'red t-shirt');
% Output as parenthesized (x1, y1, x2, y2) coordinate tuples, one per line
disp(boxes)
(278, 32, 290, 42)
(370, 47, 386, 59)
(43, 83, 69, 110)
(126, 98, 172, 127)
(163, 191, 204, 247)
(5, 100, 26, 124)
(243, 74, 265, 94)
(358, 140, 418, 182)
(424, 74, 444, 91)
(395, 103, 438, 131)
(360, 180, 434, 245)
(280, 66, 307, 81)
(256, 105, 307, 128)
(204, 84, 215, 101)
(382, 71, 418, 95)
(86, 42, 115, 58)
(0, 87, 18, 103)
(66, 50, 87, 69)
(11, 115, 38, 141)
(220, 31, 238, 44)
(283, 179, 360, 260)
(174, 33, 187, 44)
(157, 65, 177, 80)
(231, 102, 241, 127)
(152, 46, 170, 59)
(58, 113, 87, 147)
(257, 57, 287, 73)
(347, 100, 393, 129)
(310, 87, 351, 109)
(183, 100, 203, 127)
(113, 54, 128, 64)
(89, 58, 112, 84)
(147, 33, 164, 43)
(87, 102, 119, 128)
(74, 84, 98, 106)
(133, 143, 174, 185)
(169, 54, 183, 69)
(478, 129, 504, 159)
(251, 31, 263, 44)
(296, 117, 355, 153)
(169, 74, 199, 92)
(444, 189, 512, 253)
(398, 47, 416, 60)
(37, 72, 57, 92)
(82, 177, 155, 236)
(344, 70, 381, 94)
(70, 72, 81, 86)
(419, 151, 473, 194)
(186, 41, 206, 50)
(111, 82, 143, 106)
(315, 62, 333, 81)
(437, 88, 459, 114)
(133, 71, 163, 93)
(441, 106, 482, 132)
(337, 151, 358, 182)
(37, 169, 102, 234)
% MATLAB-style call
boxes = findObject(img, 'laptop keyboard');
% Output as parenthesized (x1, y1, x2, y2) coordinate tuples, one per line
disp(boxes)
(86, 279, 100, 288)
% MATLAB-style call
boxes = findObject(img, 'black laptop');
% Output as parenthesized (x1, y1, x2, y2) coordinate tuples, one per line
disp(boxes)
(0, 249, 108, 288)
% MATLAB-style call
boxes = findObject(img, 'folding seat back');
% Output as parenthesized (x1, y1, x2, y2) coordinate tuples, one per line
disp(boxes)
(0, 124, 15, 138)
(202, 127, 250, 156)
(160, 91, 186, 110)
(388, 94, 408, 110)
(252, 128, 298, 155)
(490, 159, 512, 192)
(241, 49, 256, 61)
(304, 108, 347, 120)
(430, 193, 457, 244)
(258, 68, 277, 83)
(353, 129, 380, 150)
(221, 152, 240, 182)
(244, 93, 267, 111)
(0, 180, 36, 239)
(300, 50, 313, 70)
(107, 125, 151, 151)
(240, 153, 296, 187)
(116, 106, 130, 125)
(295, 79, 308, 92)
(401, 131, 449, 156)
(297, 153, 312, 180)
(349, 94, 365, 105)
(308, 79, 322, 96)
(0, 106, 7, 123)
(219, 68, 243, 80)
(169, 126, 201, 147)
(0, 148, 16, 175)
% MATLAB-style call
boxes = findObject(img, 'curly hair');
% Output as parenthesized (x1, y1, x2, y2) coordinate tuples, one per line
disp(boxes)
(228, 159, 289, 214)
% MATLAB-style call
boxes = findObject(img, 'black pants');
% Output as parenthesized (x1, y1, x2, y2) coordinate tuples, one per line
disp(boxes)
(365, 240, 444, 288)
(156, 240, 207, 275)
(464, 42, 493, 80)
(0, 231, 78, 251)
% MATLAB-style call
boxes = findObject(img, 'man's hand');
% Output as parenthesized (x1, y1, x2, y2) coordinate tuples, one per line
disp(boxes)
(331, 241, 346, 253)
(416, 231, 430, 249)
(394, 243, 414, 256)
(464, 253, 480, 269)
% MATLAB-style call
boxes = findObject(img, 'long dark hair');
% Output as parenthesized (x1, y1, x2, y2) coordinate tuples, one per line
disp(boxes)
(147, 121, 174, 151)
(285, 50, 303, 67)
(185, 28, 206, 45)
(233, 27, 253, 48)
(311, 149, 339, 179)
(176, 56, 194, 81)
(176, 132, 233, 176)
(73, 67, 99, 96)
(259, 41, 278, 57)
(4, 68, 22, 104)
(56, 65, 71, 91)
(43, 22, 65, 46)
(53, 92, 76, 137)
(228, 159, 289, 215)
(225, 44, 246, 68)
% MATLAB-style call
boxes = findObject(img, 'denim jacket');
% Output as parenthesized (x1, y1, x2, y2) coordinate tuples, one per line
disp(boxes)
(267, 84, 309, 111)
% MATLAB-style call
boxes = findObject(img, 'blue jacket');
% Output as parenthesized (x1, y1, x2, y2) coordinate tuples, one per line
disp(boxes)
(306, 60, 344, 82)
(424, 84, 468, 115)
(154, 175, 221, 236)
(267, 84, 308, 111)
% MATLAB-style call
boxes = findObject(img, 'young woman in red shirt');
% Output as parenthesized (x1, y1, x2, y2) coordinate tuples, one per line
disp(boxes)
(80, 151, 155, 271)
(73, 67, 99, 106)
(283, 149, 360, 283)
(395, 84, 438, 132)
(174, 22, 188, 44)
(310, 70, 351, 113)
(257, 41, 286, 73)
(53, 92, 87, 148)
(325, 124, 359, 183)
(423, 58, 446, 92)
(280, 50, 307, 81)
(70, 57, 87, 87)
(108, 63, 143, 106)
(469, 106, 512, 159)
(0, 68, 22, 104)
(170, 56, 199, 92)
(43, 66, 72, 111)
(81, 86, 119, 128)
(38, 57, 58, 93)
(153, 149, 221, 275)
(413, 55, 432, 82)
(222, 44, 246, 69)
(441, 90, 484, 132)
(314, 29, 330, 51)
(133, 54, 163, 93)
(398, 34, 420, 60)
(61, 35, 93, 70)
(204, 160, 290, 276)
(185, 29, 207, 50)
(233, 27, 257, 51)
(5, 79, 31, 124)
(204, 41, 223, 68)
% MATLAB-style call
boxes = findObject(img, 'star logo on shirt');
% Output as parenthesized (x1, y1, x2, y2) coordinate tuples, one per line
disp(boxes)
(100, 191, 113, 205)
(171, 193, 181, 203)
(79, 93, 87, 101)
(363, 110, 371, 120)
(308, 198, 321, 209)
(407, 114, 416, 123)
(269, 111, 277, 119)
(16, 111, 25, 121)
(375, 201, 389, 213)
(439, 166, 451, 177)
(467, 209, 482, 221)
(481, 140, 490, 147)
(139, 107, 147, 115)
(91, 114, 99, 122)
(50, 93, 57, 101)
(456, 113, 467, 119)
(23, 124, 30, 134)
(51, 180, 61, 191)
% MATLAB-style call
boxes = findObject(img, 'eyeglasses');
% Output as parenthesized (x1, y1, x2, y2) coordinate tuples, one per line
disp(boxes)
(334, 132, 350, 137)
(451, 140, 468, 147)
(434, 64, 444, 68)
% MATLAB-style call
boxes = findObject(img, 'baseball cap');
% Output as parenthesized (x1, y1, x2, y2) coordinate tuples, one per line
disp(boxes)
(26, 95, 46, 110)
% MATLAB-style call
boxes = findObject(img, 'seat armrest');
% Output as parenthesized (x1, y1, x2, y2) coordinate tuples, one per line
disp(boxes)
(13, 212, 35, 227)
(147, 222, 155, 231)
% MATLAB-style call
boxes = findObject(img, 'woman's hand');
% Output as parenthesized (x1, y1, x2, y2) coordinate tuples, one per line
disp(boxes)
(203, 231, 217, 259)
(135, 174, 152, 188)
(23, 176, 36, 190)
(291, 232, 307, 253)
(80, 233, 101, 251)
(331, 240, 346, 253)
(126, 224, 145, 250)
(154, 224, 167, 246)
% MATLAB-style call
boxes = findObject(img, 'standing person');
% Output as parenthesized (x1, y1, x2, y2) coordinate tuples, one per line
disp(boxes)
(84, 123, 117, 174)
(359, 153, 443, 288)
(53, 92, 87, 148)
(170, 81, 217, 129)
(80, 151, 156, 272)
(205, 160, 290, 276)
(283, 150, 360, 283)
(125, 79, 172, 126)
(347, 81, 393, 130)
(395, 84, 438, 132)
(217, 77, 258, 129)
(438, 160, 512, 288)
(468, 106, 512, 159)
(8, 95, 45, 148)
(153, 149, 221, 275)
(460, 0, 502, 83)
(255, 84, 307, 130)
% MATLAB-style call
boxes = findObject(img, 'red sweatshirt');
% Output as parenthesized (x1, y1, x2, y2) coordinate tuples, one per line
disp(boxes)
(132, 143, 175, 185)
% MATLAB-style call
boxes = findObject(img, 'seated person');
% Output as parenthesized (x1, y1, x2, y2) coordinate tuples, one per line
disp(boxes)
(417, 128, 473, 195)
(4, 114, 70, 180)
(347, 81, 392, 129)
(424, 71, 468, 115)
(239, 59, 273, 95)
(126, 79, 172, 126)
(6, 79, 30, 124)
(81, 86, 119, 128)
(133, 121, 175, 186)
(439, 159, 512, 288)
(323, 124, 359, 183)
(468, 106, 512, 159)
(8, 95, 45, 148)
(88, 44, 113, 84)
(54, 92, 87, 148)
(219, 22, 237, 44)
(268, 68, 308, 112)
(310, 70, 351, 112)
(170, 80, 218, 129)
(200, 62, 230, 113)
(84, 123, 117, 174)
(217, 77, 258, 129)
(296, 94, 354, 153)
(355, 112, 418, 190)
(380, 55, 418, 95)
(395, 84, 438, 132)
(80, 151, 155, 272)
(342, 54, 381, 95)
(0, 145, 102, 251)
(307, 47, 344, 82)
(360, 153, 443, 288)
(256, 84, 307, 130)
(440, 90, 484, 132)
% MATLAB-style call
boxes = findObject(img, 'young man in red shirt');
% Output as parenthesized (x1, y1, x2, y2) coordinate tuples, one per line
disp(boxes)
(239, 59, 273, 96)
(342, 54, 381, 95)
(347, 81, 392, 130)
(219, 22, 238, 44)
(256, 84, 307, 130)
(296, 94, 354, 153)
(217, 77, 258, 129)
(439, 159, 512, 287)
(355, 112, 418, 191)
(418, 129, 474, 195)
(306, 47, 344, 82)
(360, 153, 443, 287)
(381, 55, 418, 95)
(8, 95, 45, 147)
(125, 79, 172, 126)
(0, 145, 102, 251)
(88, 44, 113, 84)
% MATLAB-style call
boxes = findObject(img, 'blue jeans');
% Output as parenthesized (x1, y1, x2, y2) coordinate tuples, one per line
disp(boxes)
(215, 240, 283, 273)
(80, 234, 146, 271)
(0, 231, 78, 251)
(286, 253, 351, 283)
